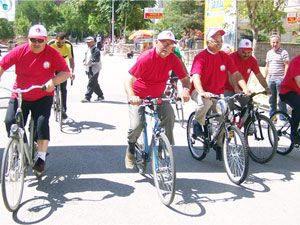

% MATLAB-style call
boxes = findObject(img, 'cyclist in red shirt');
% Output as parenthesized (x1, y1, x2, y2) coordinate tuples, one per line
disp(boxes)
(279, 55, 300, 144)
(190, 28, 247, 160)
(224, 39, 270, 107)
(0, 24, 70, 174)
(124, 30, 191, 169)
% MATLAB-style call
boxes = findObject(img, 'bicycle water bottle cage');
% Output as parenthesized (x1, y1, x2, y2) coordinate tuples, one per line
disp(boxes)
(9, 124, 21, 138)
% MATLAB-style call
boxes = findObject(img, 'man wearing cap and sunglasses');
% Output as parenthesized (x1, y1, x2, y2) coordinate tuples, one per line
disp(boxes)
(189, 28, 248, 160)
(0, 24, 70, 174)
(124, 30, 191, 169)
(224, 39, 271, 108)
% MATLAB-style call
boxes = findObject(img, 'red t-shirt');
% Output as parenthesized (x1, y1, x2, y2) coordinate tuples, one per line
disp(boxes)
(129, 48, 186, 98)
(224, 51, 260, 92)
(0, 43, 69, 101)
(280, 55, 300, 95)
(190, 49, 238, 95)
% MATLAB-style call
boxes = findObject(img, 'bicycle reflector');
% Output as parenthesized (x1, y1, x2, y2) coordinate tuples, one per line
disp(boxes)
(216, 99, 228, 115)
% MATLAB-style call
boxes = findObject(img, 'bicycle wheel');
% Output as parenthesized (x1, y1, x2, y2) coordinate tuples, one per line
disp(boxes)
(134, 130, 147, 174)
(223, 125, 249, 185)
(270, 111, 294, 155)
(245, 114, 277, 163)
(151, 133, 175, 206)
(54, 88, 63, 130)
(175, 100, 185, 127)
(1, 138, 25, 212)
(186, 112, 207, 160)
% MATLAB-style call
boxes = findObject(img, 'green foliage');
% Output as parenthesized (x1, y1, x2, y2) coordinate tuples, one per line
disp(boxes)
(153, 0, 204, 38)
(0, 19, 14, 39)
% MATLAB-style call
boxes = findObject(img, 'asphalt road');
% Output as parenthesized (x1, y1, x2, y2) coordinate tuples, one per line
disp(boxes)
(1, 44, 300, 225)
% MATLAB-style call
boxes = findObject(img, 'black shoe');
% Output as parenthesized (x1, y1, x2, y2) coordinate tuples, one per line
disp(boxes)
(213, 145, 223, 161)
(95, 96, 104, 102)
(81, 98, 90, 103)
(192, 120, 204, 137)
(33, 157, 45, 173)
(292, 134, 300, 145)
(62, 111, 68, 119)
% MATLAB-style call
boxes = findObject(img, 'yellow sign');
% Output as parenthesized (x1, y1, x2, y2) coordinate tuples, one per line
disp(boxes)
(204, 0, 237, 49)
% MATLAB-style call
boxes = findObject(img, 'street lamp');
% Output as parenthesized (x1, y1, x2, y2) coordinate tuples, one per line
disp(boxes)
(109, 0, 115, 56)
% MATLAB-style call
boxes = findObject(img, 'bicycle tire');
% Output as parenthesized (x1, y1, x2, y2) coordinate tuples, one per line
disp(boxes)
(223, 125, 249, 185)
(175, 100, 185, 127)
(245, 114, 277, 163)
(270, 111, 294, 155)
(1, 138, 25, 212)
(134, 131, 147, 174)
(53, 88, 63, 130)
(152, 133, 175, 206)
(186, 112, 207, 161)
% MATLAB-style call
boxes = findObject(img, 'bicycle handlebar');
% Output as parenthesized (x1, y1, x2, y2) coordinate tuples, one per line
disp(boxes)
(0, 85, 47, 94)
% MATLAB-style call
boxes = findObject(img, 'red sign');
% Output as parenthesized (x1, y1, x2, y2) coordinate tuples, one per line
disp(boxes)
(144, 8, 163, 19)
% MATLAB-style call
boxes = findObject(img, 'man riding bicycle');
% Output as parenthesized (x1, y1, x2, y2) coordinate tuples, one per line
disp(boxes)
(0, 24, 70, 174)
(124, 30, 191, 169)
(190, 28, 248, 160)
(48, 32, 75, 119)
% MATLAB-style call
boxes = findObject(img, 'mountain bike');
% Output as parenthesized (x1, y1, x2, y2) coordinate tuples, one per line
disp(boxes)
(53, 84, 63, 131)
(0, 85, 46, 212)
(186, 93, 249, 185)
(230, 91, 277, 164)
(133, 96, 175, 206)
(164, 78, 185, 127)
(270, 111, 298, 155)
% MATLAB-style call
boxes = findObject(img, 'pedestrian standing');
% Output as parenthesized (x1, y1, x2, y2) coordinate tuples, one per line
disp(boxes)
(81, 36, 104, 102)
(265, 35, 289, 121)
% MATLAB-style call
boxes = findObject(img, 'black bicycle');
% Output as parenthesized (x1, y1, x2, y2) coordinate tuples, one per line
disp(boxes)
(187, 93, 249, 185)
(270, 111, 297, 155)
(230, 91, 278, 164)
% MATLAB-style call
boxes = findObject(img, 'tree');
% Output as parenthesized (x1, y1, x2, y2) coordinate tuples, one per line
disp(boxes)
(0, 19, 14, 39)
(239, 0, 287, 55)
(154, 0, 204, 38)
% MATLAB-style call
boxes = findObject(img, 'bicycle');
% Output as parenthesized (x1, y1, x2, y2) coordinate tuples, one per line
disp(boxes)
(0, 85, 46, 212)
(132, 96, 175, 206)
(186, 93, 249, 185)
(53, 84, 63, 131)
(230, 91, 278, 164)
(164, 77, 185, 127)
(270, 111, 298, 155)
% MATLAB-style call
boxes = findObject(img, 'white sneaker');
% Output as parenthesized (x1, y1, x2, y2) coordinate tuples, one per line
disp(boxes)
(125, 148, 135, 169)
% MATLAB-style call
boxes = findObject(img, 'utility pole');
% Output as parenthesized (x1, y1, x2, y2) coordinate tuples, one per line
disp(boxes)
(110, 0, 115, 56)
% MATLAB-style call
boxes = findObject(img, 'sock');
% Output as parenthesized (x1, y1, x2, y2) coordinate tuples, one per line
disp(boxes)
(37, 152, 46, 161)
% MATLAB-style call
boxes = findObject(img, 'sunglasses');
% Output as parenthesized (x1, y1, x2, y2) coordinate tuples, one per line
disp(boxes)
(159, 40, 174, 48)
(30, 38, 44, 43)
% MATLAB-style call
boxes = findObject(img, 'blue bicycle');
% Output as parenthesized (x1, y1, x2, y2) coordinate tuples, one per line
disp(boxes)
(133, 96, 175, 206)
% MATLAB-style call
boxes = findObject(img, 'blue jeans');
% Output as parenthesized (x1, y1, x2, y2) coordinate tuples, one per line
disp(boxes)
(268, 80, 287, 119)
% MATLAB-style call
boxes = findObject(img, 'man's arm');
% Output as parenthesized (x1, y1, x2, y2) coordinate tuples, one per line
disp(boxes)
(264, 62, 269, 78)
(254, 72, 271, 94)
(295, 75, 300, 88)
(0, 66, 4, 79)
(44, 71, 70, 92)
(284, 60, 289, 76)
(230, 71, 251, 95)
(179, 76, 190, 102)
(192, 73, 214, 98)
(124, 73, 140, 105)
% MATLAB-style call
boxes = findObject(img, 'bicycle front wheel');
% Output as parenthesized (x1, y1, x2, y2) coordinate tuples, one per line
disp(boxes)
(151, 133, 175, 206)
(54, 88, 63, 130)
(245, 114, 277, 163)
(1, 138, 25, 212)
(270, 111, 294, 155)
(223, 125, 249, 185)
(186, 112, 207, 161)
(134, 130, 147, 175)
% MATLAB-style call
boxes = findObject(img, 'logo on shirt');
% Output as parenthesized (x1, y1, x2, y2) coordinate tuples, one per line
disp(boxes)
(247, 68, 251, 74)
(43, 61, 50, 69)
(220, 65, 226, 71)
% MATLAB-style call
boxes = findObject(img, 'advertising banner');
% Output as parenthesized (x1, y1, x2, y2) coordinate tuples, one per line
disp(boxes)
(144, 7, 163, 20)
(204, 0, 237, 50)
(0, 0, 15, 21)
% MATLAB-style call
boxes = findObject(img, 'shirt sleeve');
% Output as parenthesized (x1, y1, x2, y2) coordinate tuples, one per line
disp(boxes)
(172, 55, 186, 79)
(190, 53, 204, 76)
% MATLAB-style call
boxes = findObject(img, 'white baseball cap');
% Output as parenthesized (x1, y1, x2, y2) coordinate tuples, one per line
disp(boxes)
(157, 30, 176, 43)
(206, 28, 225, 40)
(85, 36, 95, 42)
(28, 24, 47, 40)
(239, 39, 252, 50)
